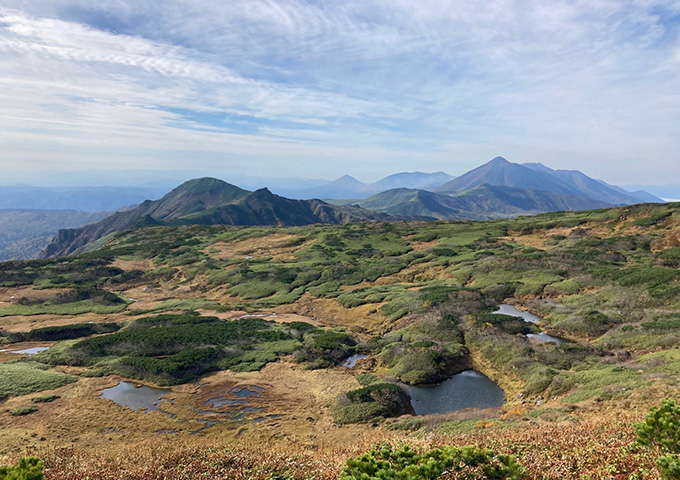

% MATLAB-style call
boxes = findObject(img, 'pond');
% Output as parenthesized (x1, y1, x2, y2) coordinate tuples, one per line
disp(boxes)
(343, 354, 367, 368)
(494, 304, 541, 323)
(0, 346, 50, 355)
(526, 332, 566, 344)
(100, 381, 172, 413)
(14, 346, 50, 354)
(401, 370, 505, 415)
(495, 304, 567, 344)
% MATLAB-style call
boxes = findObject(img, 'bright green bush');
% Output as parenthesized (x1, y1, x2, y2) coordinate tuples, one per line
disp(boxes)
(0, 457, 44, 480)
(339, 443, 526, 479)
(636, 399, 680, 479)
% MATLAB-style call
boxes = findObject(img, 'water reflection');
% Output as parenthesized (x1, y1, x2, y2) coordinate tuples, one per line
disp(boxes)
(343, 354, 367, 368)
(401, 370, 504, 415)
(100, 381, 171, 412)
(494, 304, 541, 323)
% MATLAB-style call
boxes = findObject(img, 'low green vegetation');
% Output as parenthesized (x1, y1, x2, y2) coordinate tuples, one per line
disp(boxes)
(31, 394, 60, 403)
(1, 202, 680, 403)
(475, 313, 540, 335)
(42, 312, 355, 385)
(637, 399, 680, 479)
(340, 444, 526, 479)
(9, 406, 38, 416)
(0, 287, 128, 317)
(293, 328, 356, 369)
(0, 362, 76, 399)
(0, 457, 44, 480)
(332, 381, 413, 425)
(362, 312, 467, 385)
(2, 322, 121, 343)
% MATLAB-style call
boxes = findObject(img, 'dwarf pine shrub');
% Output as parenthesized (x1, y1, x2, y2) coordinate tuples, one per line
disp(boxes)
(636, 399, 680, 479)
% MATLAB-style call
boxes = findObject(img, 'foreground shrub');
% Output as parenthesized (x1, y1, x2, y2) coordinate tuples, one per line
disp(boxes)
(636, 399, 680, 479)
(0, 457, 43, 480)
(339, 443, 526, 479)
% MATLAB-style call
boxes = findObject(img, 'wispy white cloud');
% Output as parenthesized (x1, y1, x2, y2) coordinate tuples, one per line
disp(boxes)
(0, 1, 679, 183)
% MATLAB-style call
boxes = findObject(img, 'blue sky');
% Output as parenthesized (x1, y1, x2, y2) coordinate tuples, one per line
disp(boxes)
(0, 1, 679, 185)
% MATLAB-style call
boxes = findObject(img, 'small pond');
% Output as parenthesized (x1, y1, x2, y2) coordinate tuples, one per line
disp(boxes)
(526, 332, 565, 344)
(15, 346, 50, 354)
(0, 346, 50, 355)
(100, 381, 171, 412)
(401, 370, 505, 415)
(495, 304, 567, 344)
(494, 304, 541, 323)
(343, 354, 367, 368)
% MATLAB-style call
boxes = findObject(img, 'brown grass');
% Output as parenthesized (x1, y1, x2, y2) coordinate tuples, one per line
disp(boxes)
(274, 294, 389, 333)
(205, 234, 310, 261)
(111, 259, 154, 272)
(2, 409, 660, 480)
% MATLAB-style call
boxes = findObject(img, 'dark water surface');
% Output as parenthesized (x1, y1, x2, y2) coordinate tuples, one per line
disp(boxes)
(100, 381, 171, 412)
(527, 332, 566, 344)
(495, 304, 567, 344)
(494, 304, 541, 323)
(401, 370, 505, 415)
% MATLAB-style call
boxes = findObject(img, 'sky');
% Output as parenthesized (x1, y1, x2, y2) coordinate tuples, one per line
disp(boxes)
(0, 0, 679, 186)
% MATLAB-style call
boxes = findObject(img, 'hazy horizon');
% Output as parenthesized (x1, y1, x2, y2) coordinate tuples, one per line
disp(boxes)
(2, 162, 680, 191)
(1, 2, 679, 185)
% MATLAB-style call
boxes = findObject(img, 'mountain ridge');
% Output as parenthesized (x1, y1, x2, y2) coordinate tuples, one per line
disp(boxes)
(296, 171, 456, 199)
(40, 178, 391, 258)
(359, 184, 612, 220)
(436, 157, 661, 206)
(436, 157, 584, 196)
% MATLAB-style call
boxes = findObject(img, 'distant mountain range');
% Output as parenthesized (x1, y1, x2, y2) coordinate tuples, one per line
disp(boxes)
(356, 157, 660, 221)
(7, 156, 661, 259)
(289, 171, 456, 200)
(357, 184, 612, 220)
(40, 178, 389, 258)
(435, 157, 660, 205)
(622, 183, 680, 201)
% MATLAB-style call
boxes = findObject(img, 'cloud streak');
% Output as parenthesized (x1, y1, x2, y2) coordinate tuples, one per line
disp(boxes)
(0, 1, 678, 184)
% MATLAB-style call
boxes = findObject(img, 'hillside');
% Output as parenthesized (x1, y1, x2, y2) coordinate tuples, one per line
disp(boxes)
(2, 202, 680, 478)
(40, 178, 390, 257)
(0, 209, 114, 261)
(359, 185, 611, 220)
(522, 163, 661, 204)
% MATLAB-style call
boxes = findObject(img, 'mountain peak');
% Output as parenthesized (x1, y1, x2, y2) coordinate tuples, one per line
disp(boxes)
(333, 175, 364, 186)
(488, 156, 510, 166)
(436, 157, 581, 196)
(173, 177, 232, 193)
(164, 177, 250, 201)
